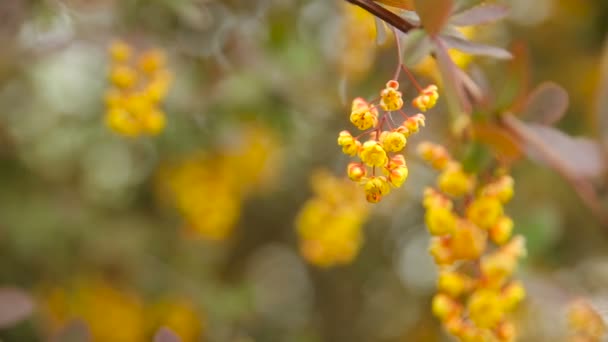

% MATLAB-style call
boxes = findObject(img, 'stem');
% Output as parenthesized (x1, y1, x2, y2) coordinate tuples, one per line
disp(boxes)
(343, 0, 418, 35)
(401, 64, 423, 92)
(393, 27, 402, 80)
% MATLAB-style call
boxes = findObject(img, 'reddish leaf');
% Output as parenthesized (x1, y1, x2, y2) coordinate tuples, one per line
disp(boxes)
(0, 287, 34, 328)
(441, 35, 512, 59)
(507, 117, 607, 179)
(414, 0, 454, 36)
(521, 82, 569, 126)
(374, 0, 415, 10)
(154, 327, 182, 342)
(401, 29, 433, 66)
(449, 4, 510, 26)
(473, 123, 522, 160)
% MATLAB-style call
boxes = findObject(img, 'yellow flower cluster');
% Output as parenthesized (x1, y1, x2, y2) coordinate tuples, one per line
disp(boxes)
(567, 299, 607, 342)
(339, 80, 438, 203)
(39, 278, 204, 342)
(296, 170, 370, 268)
(105, 40, 172, 137)
(157, 126, 280, 240)
(418, 142, 526, 342)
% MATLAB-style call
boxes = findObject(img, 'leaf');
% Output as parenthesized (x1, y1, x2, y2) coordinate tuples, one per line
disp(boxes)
(0, 287, 34, 328)
(374, 0, 414, 10)
(434, 37, 471, 119)
(520, 82, 569, 125)
(374, 17, 388, 45)
(473, 123, 522, 159)
(397, 10, 421, 26)
(154, 327, 182, 342)
(414, 0, 454, 36)
(441, 35, 512, 59)
(400, 29, 433, 67)
(497, 41, 530, 111)
(449, 4, 510, 26)
(507, 117, 607, 179)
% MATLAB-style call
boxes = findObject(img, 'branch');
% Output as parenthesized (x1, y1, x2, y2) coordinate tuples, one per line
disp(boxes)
(343, 0, 417, 35)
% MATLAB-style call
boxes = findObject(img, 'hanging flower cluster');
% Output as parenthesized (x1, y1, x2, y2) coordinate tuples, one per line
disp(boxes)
(418, 141, 526, 342)
(338, 79, 439, 203)
(296, 170, 370, 267)
(104, 40, 172, 137)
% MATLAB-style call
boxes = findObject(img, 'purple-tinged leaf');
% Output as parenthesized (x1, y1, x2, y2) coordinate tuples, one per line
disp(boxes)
(434, 37, 471, 119)
(450, 4, 510, 26)
(51, 319, 90, 342)
(401, 29, 433, 67)
(374, 17, 388, 45)
(414, 0, 454, 36)
(521, 82, 569, 125)
(0, 287, 34, 328)
(441, 35, 512, 59)
(505, 116, 607, 179)
(154, 327, 182, 342)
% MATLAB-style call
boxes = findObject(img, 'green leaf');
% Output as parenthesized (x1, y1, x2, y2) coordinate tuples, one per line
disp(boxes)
(400, 29, 433, 67)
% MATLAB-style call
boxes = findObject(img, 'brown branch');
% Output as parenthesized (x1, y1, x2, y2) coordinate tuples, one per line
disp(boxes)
(343, 0, 417, 35)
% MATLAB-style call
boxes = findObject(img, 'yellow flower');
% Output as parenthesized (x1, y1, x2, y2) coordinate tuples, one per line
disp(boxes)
(429, 237, 454, 265)
(363, 176, 390, 203)
(350, 97, 378, 130)
(438, 271, 472, 297)
(138, 49, 167, 75)
(337, 130, 361, 156)
(412, 84, 439, 111)
(425, 206, 457, 236)
(451, 219, 487, 261)
(438, 163, 474, 197)
(382, 131, 407, 152)
(482, 175, 515, 204)
(105, 108, 141, 136)
(402, 113, 426, 134)
(380, 80, 404, 111)
(467, 289, 504, 329)
(109, 65, 137, 89)
(109, 40, 132, 62)
(489, 216, 514, 245)
(466, 196, 503, 230)
(417, 141, 451, 170)
(387, 165, 408, 188)
(501, 281, 525, 311)
(360, 140, 388, 167)
(347, 162, 366, 182)
(432, 293, 461, 321)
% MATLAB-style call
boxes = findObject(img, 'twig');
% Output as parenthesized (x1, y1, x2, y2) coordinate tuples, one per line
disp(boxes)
(343, 0, 417, 35)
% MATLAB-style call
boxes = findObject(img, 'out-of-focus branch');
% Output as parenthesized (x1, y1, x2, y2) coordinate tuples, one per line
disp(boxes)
(343, 0, 417, 34)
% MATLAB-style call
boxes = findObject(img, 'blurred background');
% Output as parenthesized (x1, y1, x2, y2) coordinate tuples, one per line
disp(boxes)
(0, 0, 608, 341)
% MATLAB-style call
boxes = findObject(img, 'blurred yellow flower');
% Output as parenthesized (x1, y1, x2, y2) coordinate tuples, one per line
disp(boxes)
(157, 125, 281, 240)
